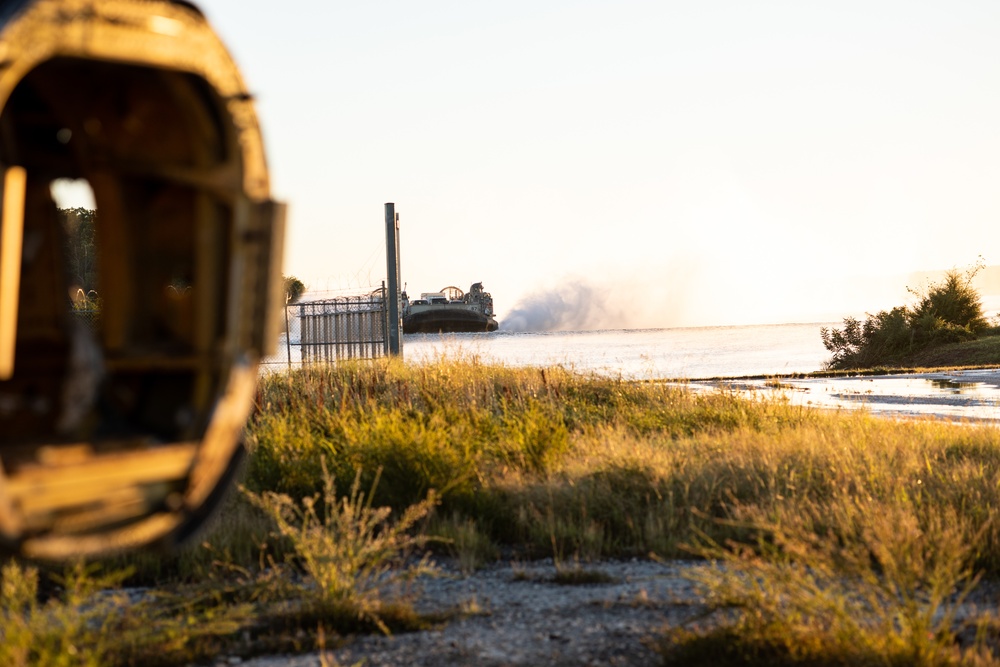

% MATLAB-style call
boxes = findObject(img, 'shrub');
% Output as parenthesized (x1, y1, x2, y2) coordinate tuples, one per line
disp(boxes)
(821, 263, 990, 370)
(910, 268, 988, 338)
(820, 307, 911, 369)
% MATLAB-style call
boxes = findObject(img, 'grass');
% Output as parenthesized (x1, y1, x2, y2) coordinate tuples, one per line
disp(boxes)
(696, 329, 1000, 382)
(5, 356, 1000, 664)
(551, 566, 617, 586)
(426, 514, 499, 574)
(661, 499, 992, 666)
(0, 460, 436, 666)
(900, 333, 1000, 369)
(244, 360, 1000, 570)
(0, 559, 259, 667)
(242, 461, 438, 635)
(244, 358, 1000, 664)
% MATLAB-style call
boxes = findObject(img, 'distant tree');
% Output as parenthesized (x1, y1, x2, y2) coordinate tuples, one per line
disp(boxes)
(283, 275, 306, 303)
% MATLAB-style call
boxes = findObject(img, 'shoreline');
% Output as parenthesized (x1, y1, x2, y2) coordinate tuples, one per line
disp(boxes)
(681, 366, 1000, 424)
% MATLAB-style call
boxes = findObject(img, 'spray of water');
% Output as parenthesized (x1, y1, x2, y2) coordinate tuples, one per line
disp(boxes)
(500, 280, 628, 332)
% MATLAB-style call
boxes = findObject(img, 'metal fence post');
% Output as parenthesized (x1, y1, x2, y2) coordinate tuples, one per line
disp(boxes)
(284, 297, 292, 370)
(385, 203, 402, 356)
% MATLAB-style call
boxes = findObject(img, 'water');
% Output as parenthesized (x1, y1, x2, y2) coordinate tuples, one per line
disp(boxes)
(402, 324, 1000, 423)
(403, 322, 832, 380)
(731, 370, 1000, 423)
(267, 322, 1000, 423)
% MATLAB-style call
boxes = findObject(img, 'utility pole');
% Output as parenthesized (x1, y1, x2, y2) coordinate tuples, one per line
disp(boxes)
(385, 203, 402, 356)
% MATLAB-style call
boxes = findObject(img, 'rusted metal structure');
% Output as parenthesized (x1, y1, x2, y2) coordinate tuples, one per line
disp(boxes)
(0, 0, 284, 558)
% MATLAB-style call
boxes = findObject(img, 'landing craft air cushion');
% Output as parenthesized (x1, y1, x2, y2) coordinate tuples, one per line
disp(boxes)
(0, 0, 284, 559)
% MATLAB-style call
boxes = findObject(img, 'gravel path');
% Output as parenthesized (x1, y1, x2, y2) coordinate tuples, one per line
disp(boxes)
(237, 559, 706, 667)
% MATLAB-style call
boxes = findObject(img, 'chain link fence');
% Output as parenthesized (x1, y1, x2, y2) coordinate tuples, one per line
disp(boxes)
(73, 308, 100, 332)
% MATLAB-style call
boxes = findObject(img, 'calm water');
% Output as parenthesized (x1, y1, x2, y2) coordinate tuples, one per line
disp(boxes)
(402, 322, 832, 380)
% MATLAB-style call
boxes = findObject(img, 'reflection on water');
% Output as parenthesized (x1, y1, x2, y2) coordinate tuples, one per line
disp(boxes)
(691, 369, 1000, 423)
(929, 379, 978, 394)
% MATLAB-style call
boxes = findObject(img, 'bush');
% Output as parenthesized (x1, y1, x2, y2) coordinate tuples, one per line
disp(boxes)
(821, 263, 990, 370)
(820, 307, 911, 369)
(910, 269, 988, 338)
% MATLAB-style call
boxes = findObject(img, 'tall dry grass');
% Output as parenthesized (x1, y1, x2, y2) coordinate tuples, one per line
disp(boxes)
(5, 356, 1000, 664)
(246, 358, 1000, 663)
(246, 359, 1000, 570)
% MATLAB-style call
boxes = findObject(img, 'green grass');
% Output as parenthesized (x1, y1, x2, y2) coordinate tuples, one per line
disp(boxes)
(6, 356, 1000, 664)
(0, 462, 435, 666)
(242, 462, 438, 635)
(707, 331, 1000, 382)
(899, 333, 1000, 368)
(660, 499, 993, 666)
(244, 360, 1000, 570)
(244, 358, 1000, 664)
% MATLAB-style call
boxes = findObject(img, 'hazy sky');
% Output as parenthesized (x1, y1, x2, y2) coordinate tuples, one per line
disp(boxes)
(185, 1, 1000, 328)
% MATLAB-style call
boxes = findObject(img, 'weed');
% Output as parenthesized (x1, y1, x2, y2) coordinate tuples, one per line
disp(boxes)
(0, 559, 259, 667)
(429, 514, 499, 574)
(551, 566, 616, 586)
(242, 460, 438, 634)
(662, 497, 992, 665)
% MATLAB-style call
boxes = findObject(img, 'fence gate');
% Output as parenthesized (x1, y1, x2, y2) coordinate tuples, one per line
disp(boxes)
(297, 290, 389, 363)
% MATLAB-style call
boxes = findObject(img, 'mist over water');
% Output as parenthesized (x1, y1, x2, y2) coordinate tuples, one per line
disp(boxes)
(494, 265, 1000, 334)
(500, 281, 629, 332)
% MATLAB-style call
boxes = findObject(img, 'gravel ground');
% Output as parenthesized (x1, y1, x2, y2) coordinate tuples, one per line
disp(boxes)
(235, 558, 707, 667)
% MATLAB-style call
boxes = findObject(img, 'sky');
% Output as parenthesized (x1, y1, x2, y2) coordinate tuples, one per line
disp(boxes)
(135, 1, 1000, 328)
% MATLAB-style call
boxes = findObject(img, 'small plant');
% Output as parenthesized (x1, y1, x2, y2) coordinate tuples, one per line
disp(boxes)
(0, 557, 269, 667)
(243, 461, 438, 634)
(821, 306, 913, 369)
(430, 515, 499, 574)
(909, 259, 989, 333)
(0, 559, 131, 667)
